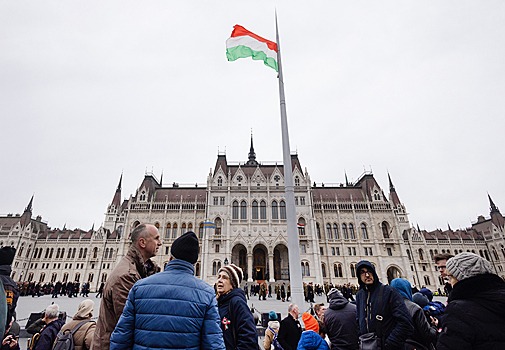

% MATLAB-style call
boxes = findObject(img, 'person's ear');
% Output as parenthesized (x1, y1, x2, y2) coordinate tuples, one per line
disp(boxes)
(138, 237, 146, 248)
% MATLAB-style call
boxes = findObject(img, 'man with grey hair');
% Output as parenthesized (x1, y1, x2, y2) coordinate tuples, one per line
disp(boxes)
(33, 304, 64, 350)
(93, 223, 161, 350)
(278, 303, 302, 350)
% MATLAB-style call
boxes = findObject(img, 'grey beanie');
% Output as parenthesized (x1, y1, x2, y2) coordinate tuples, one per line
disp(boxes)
(446, 252, 493, 281)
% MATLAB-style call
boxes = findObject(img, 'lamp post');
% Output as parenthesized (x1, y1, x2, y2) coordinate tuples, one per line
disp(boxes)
(224, 258, 229, 266)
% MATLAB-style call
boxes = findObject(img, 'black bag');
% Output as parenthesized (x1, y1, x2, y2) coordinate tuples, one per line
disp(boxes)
(359, 332, 381, 350)
(52, 320, 93, 350)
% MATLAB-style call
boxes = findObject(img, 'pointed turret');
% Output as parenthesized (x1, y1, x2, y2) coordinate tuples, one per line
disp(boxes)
(246, 132, 258, 166)
(416, 223, 421, 232)
(111, 173, 122, 208)
(388, 172, 401, 206)
(488, 194, 505, 229)
(20, 195, 34, 228)
(345, 172, 350, 186)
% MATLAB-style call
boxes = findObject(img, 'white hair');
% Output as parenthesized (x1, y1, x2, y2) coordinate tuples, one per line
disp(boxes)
(45, 304, 60, 319)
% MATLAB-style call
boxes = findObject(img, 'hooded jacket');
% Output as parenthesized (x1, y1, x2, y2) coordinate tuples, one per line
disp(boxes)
(0, 264, 19, 329)
(217, 287, 258, 350)
(355, 261, 413, 350)
(264, 320, 280, 350)
(58, 300, 95, 350)
(390, 278, 437, 348)
(323, 291, 358, 350)
(111, 259, 225, 350)
(437, 273, 505, 350)
(297, 330, 330, 350)
(33, 318, 65, 350)
(92, 245, 159, 350)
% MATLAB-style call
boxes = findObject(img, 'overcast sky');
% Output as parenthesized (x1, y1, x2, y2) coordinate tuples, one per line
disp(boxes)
(1, 1, 504, 232)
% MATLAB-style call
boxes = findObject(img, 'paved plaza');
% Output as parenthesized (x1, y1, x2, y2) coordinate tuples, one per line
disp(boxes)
(14, 290, 447, 350)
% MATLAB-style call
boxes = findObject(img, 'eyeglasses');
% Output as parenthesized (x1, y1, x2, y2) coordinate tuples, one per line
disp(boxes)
(360, 270, 372, 276)
(437, 265, 446, 270)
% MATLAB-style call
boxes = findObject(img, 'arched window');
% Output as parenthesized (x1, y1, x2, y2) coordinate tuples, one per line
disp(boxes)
(272, 201, 279, 220)
(188, 223, 193, 232)
(212, 261, 222, 275)
(88, 273, 94, 283)
(501, 245, 505, 259)
(407, 249, 411, 261)
(349, 223, 355, 239)
(321, 263, 327, 278)
(215, 217, 222, 236)
(93, 247, 98, 259)
(172, 223, 178, 238)
(381, 221, 390, 239)
(316, 223, 321, 239)
(419, 249, 424, 261)
(165, 223, 171, 239)
(424, 275, 431, 286)
(39, 273, 45, 283)
(295, 176, 300, 187)
(182, 223, 187, 233)
(105, 248, 109, 259)
(240, 200, 247, 220)
(252, 200, 259, 220)
(298, 218, 306, 236)
(301, 262, 310, 277)
(60, 248, 65, 259)
(492, 247, 499, 261)
(326, 224, 332, 239)
(361, 223, 368, 240)
(79, 248, 83, 259)
(45, 248, 50, 259)
(342, 224, 348, 239)
(484, 250, 490, 261)
(195, 263, 200, 277)
(334, 263, 343, 277)
(350, 263, 356, 278)
(83, 248, 87, 259)
(75, 273, 81, 282)
(429, 249, 434, 260)
(280, 200, 286, 219)
(217, 176, 223, 187)
(260, 200, 266, 220)
(199, 222, 204, 239)
(56, 248, 60, 259)
(51, 273, 57, 283)
(333, 223, 340, 239)
(232, 201, 239, 220)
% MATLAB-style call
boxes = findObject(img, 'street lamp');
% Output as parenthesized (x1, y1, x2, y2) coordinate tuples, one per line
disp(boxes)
(224, 258, 229, 266)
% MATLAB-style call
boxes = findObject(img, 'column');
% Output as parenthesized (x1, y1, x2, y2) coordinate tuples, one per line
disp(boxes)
(247, 253, 253, 282)
(268, 253, 275, 282)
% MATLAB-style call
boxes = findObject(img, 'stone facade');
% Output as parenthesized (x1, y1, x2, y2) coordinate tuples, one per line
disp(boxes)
(2, 144, 504, 291)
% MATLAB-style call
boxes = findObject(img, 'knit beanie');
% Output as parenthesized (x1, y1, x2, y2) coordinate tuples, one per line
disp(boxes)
(419, 288, 433, 302)
(269, 311, 278, 321)
(0, 247, 16, 265)
(170, 231, 199, 264)
(446, 252, 493, 282)
(412, 292, 429, 308)
(327, 287, 342, 299)
(302, 312, 319, 333)
(218, 263, 243, 289)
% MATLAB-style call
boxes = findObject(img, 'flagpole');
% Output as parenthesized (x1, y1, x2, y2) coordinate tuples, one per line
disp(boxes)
(275, 13, 304, 310)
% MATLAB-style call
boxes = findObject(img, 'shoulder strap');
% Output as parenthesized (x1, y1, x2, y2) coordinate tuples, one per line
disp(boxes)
(69, 320, 94, 336)
(375, 285, 384, 338)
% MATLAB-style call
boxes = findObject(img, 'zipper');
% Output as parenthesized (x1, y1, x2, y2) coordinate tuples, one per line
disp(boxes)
(365, 287, 370, 333)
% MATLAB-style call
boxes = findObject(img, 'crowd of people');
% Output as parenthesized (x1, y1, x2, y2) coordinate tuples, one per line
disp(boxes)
(2, 225, 505, 349)
(16, 281, 92, 299)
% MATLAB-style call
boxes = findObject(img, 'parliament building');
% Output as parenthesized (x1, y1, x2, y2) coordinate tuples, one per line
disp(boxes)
(2, 140, 505, 291)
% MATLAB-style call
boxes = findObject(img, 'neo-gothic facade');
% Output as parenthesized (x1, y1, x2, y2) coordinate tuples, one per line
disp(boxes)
(2, 142, 505, 291)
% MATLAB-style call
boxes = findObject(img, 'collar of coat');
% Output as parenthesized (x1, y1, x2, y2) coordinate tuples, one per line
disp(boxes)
(126, 245, 159, 278)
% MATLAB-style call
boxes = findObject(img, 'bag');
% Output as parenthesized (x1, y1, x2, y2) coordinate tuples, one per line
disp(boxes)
(268, 327, 284, 350)
(404, 339, 432, 350)
(52, 320, 93, 350)
(359, 332, 381, 350)
(28, 332, 40, 350)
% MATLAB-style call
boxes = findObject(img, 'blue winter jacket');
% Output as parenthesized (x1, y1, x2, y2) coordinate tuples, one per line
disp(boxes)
(217, 287, 258, 350)
(110, 259, 225, 350)
(355, 261, 413, 350)
(297, 330, 330, 350)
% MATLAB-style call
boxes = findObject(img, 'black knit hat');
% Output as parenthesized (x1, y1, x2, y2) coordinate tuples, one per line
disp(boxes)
(219, 263, 243, 289)
(171, 231, 199, 264)
(0, 246, 16, 265)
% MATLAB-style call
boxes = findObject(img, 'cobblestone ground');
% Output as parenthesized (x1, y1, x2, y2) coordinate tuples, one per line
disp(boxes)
(14, 292, 448, 350)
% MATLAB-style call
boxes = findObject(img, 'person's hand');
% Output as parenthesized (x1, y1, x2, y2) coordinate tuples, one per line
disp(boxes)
(2, 335, 18, 347)
(430, 316, 439, 327)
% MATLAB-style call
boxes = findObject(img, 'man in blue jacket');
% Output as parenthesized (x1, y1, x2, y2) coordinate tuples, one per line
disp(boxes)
(111, 231, 225, 350)
(355, 260, 413, 350)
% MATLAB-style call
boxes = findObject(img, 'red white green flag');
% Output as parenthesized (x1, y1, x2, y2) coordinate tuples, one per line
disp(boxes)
(226, 25, 278, 72)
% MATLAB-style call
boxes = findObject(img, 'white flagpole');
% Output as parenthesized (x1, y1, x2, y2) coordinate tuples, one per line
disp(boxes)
(275, 12, 304, 309)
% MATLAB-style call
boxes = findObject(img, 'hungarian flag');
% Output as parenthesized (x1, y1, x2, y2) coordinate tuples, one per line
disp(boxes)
(226, 25, 278, 72)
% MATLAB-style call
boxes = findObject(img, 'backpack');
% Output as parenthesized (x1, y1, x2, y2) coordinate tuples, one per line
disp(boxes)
(268, 327, 284, 350)
(52, 320, 93, 350)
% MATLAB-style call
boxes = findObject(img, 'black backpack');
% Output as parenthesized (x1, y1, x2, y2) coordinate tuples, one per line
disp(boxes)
(52, 320, 93, 350)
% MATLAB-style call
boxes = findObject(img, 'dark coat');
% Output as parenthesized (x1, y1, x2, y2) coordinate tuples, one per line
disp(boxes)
(324, 292, 358, 350)
(0, 265, 19, 329)
(437, 273, 505, 350)
(355, 261, 413, 350)
(33, 318, 65, 350)
(111, 259, 225, 350)
(92, 245, 158, 350)
(278, 313, 302, 350)
(217, 287, 258, 350)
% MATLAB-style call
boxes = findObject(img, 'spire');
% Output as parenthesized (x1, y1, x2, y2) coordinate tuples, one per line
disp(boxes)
(345, 172, 350, 186)
(489, 193, 499, 213)
(246, 131, 258, 166)
(25, 194, 34, 213)
(159, 171, 163, 186)
(447, 222, 452, 231)
(388, 172, 401, 206)
(416, 223, 421, 232)
(111, 173, 122, 208)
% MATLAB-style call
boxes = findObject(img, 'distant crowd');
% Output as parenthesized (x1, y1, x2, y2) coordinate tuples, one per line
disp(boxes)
(1, 223, 505, 350)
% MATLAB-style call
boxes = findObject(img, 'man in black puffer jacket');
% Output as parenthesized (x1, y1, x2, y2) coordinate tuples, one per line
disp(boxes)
(437, 252, 505, 350)
(355, 260, 413, 350)
(324, 288, 358, 350)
